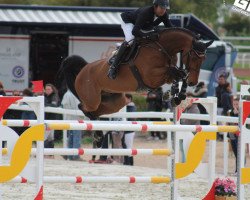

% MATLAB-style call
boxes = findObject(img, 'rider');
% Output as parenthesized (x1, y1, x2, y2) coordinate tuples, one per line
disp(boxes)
(108, 0, 173, 80)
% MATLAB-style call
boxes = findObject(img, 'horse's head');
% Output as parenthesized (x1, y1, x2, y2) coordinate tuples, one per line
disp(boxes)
(182, 39, 213, 86)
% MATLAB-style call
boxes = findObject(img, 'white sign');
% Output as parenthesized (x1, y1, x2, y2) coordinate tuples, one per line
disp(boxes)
(232, 0, 250, 16)
(0, 36, 29, 91)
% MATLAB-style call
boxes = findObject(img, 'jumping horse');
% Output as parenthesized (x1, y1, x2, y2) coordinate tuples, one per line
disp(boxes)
(58, 27, 213, 120)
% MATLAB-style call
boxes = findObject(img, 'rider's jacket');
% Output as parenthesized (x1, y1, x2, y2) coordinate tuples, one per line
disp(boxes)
(121, 6, 173, 37)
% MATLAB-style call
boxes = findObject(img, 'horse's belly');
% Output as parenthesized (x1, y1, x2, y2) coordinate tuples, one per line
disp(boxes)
(142, 70, 167, 89)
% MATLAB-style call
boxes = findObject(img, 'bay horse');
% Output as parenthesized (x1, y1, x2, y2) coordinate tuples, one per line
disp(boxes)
(58, 27, 213, 119)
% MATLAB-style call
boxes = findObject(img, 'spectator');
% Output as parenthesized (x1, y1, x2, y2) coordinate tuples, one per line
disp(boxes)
(3, 90, 22, 135)
(181, 94, 200, 126)
(192, 82, 208, 125)
(0, 81, 6, 96)
(180, 93, 200, 163)
(93, 120, 122, 164)
(123, 94, 136, 166)
(93, 130, 113, 164)
(215, 75, 228, 140)
(44, 84, 60, 152)
(215, 74, 227, 114)
(21, 88, 36, 120)
(228, 98, 239, 173)
(61, 89, 83, 161)
(241, 80, 250, 101)
(221, 83, 233, 116)
(146, 87, 163, 140)
(1, 82, 5, 147)
(111, 129, 124, 164)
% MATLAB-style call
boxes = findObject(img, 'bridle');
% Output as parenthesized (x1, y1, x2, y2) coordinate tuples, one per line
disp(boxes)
(153, 41, 206, 75)
(144, 39, 206, 107)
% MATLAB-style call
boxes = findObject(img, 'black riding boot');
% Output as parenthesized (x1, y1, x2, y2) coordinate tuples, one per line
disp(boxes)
(107, 41, 129, 79)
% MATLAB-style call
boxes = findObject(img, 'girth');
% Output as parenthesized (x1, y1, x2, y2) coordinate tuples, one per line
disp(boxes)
(128, 60, 155, 91)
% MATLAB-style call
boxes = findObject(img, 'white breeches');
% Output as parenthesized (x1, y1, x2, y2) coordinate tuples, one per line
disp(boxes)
(121, 20, 135, 43)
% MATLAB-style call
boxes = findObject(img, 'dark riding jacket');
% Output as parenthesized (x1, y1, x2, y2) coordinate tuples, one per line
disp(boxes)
(121, 6, 173, 37)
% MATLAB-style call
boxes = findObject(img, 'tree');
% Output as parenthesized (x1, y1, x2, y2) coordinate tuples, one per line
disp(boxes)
(223, 13, 250, 36)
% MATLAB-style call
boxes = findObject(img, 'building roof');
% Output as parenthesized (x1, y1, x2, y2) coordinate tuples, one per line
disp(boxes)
(0, 4, 220, 40)
(0, 4, 128, 24)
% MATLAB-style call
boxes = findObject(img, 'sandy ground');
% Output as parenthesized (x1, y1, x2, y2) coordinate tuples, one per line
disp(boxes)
(1, 134, 250, 200)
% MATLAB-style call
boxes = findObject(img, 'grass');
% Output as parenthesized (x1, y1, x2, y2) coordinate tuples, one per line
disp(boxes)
(234, 63, 250, 69)
(54, 135, 93, 147)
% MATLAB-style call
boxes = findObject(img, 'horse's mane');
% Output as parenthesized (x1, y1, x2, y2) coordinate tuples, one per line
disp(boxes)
(159, 27, 208, 52)
(159, 27, 198, 39)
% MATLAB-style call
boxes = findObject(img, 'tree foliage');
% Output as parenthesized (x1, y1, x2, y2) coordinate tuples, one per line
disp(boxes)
(223, 13, 250, 36)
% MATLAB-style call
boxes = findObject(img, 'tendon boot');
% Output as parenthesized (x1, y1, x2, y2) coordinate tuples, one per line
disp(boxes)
(107, 41, 129, 79)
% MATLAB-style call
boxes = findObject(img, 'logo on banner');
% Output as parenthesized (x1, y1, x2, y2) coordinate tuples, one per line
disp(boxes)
(214, 66, 227, 81)
(12, 66, 25, 84)
(12, 66, 25, 78)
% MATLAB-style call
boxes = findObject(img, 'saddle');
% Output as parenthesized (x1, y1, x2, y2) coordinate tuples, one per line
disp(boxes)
(108, 39, 155, 91)
(108, 40, 139, 65)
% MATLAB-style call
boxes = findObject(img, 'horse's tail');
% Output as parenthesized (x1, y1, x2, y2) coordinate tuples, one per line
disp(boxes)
(57, 55, 88, 101)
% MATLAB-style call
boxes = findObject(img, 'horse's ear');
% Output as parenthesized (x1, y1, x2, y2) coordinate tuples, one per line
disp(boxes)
(205, 40, 214, 48)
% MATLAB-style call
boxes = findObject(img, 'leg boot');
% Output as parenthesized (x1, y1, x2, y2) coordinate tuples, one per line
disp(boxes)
(107, 41, 129, 79)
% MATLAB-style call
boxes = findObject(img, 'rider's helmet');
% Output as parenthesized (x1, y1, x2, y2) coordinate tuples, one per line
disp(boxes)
(153, 0, 170, 9)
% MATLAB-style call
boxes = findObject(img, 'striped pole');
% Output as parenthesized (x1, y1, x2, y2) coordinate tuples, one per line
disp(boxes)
(2, 148, 172, 156)
(1, 121, 238, 132)
(10, 176, 171, 184)
(45, 123, 239, 133)
(0, 120, 173, 127)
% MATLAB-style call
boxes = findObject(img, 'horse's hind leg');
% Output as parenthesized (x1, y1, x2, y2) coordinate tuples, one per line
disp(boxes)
(91, 93, 127, 117)
(75, 75, 102, 119)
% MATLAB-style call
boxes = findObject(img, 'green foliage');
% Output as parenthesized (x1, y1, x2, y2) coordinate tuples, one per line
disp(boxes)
(132, 93, 147, 111)
(223, 13, 250, 36)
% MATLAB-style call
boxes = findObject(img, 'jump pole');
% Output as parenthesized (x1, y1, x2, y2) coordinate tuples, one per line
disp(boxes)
(45, 123, 238, 132)
(2, 148, 173, 156)
(10, 176, 171, 184)
(237, 85, 250, 199)
(171, 106, 178, 200)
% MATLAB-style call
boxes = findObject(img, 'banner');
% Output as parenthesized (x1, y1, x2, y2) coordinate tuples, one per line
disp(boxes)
(0, 36, 29, 91)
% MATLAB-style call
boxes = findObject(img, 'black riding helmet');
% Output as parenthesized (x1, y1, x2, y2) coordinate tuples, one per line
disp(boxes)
(153, 0, 170, 9)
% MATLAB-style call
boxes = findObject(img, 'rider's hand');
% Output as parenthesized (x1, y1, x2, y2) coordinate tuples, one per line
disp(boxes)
(145, 32, 159, 41)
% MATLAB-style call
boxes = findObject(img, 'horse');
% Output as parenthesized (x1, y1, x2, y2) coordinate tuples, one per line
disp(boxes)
(58, 27, 213, 120)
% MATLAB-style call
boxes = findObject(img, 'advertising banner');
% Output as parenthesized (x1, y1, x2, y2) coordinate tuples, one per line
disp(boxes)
(0, 36, 29, 91)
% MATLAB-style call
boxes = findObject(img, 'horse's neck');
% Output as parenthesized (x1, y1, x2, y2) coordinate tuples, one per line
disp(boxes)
(159, 31, 193, 55)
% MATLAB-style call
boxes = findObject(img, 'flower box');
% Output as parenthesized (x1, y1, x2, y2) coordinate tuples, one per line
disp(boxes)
(215, 178, 237, 198)
(215, 195, 236, 200)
